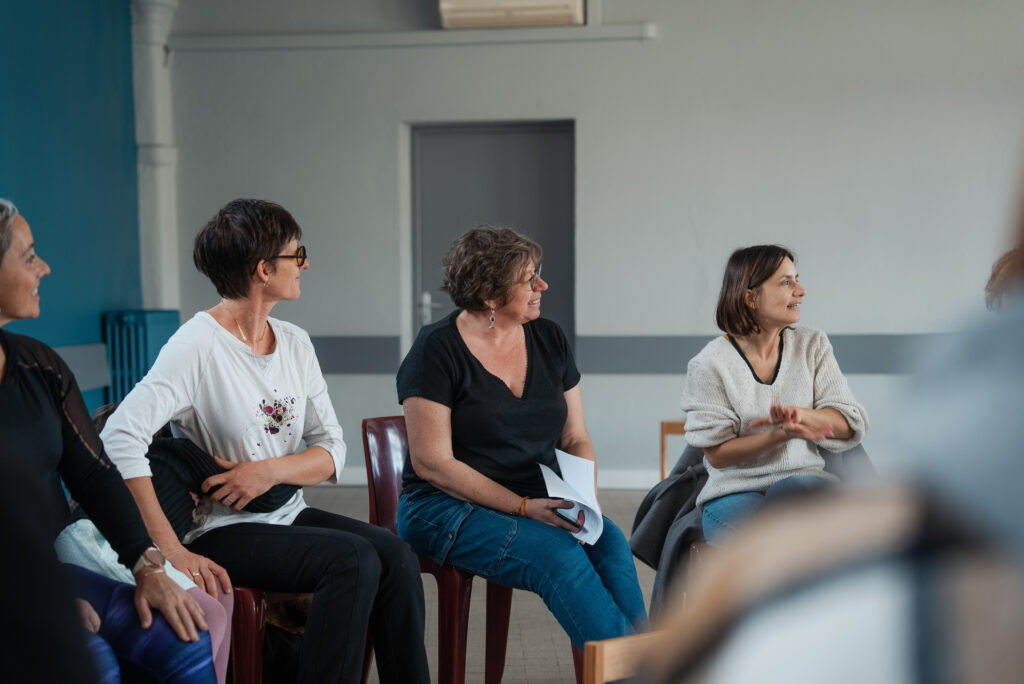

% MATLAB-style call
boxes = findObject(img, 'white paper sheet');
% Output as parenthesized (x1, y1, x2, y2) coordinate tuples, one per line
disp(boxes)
(538, 449, 604, 544)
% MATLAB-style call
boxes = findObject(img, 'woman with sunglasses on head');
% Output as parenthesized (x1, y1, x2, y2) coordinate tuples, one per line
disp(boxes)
(0, 198, 216, 683)
(397, 226, 647, 650)
(101, 199, 429, 684)
(683, 245, 869, 546)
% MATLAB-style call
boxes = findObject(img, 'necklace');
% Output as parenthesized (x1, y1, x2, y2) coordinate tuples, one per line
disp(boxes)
(225, 305, 268, 348)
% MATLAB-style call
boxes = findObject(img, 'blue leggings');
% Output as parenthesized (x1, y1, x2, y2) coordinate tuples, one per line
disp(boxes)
(702, 475, 829, 546)
(68, 564, 216, 684)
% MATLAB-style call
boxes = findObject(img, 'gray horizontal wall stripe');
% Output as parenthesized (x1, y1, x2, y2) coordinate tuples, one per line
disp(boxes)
(576, 334, 940, 374)
(311, 336, 402, 374)
(312, 333, 937, 375)
(54, 344, 110, 391)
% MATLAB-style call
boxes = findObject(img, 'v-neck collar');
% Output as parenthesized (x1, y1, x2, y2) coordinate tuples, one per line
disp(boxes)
(725, 329, 786, 385)
(451, 313, 533, 400)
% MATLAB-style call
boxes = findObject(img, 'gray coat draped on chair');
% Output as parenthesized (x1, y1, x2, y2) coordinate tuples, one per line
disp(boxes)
(630, 443, 875, 616)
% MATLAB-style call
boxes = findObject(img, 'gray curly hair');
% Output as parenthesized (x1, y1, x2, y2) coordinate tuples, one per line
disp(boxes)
(0, 198, 19, 264)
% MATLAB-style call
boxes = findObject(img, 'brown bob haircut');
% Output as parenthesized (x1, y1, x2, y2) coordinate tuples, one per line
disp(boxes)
(193, 199, 302, 299)
(715, 244, 796, 336)
(441, 226, 542, 311)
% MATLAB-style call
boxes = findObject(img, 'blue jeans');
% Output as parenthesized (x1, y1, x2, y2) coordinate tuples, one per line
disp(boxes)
(398, 489, 648, 648)
(702, 475, 829, 546)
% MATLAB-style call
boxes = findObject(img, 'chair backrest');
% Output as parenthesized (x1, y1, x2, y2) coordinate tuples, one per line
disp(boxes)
(361, 415, 409, 534)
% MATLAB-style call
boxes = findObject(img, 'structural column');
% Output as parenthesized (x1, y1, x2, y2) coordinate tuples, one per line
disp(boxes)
(132, 0, 179, 309)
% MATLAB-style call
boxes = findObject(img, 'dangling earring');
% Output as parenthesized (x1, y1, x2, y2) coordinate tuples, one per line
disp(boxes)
(263, 280, 269, 288)
(488, 309, 495, 329)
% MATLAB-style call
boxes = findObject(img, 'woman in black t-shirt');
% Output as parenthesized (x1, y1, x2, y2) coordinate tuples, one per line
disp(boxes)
(397, 226, 647, 649)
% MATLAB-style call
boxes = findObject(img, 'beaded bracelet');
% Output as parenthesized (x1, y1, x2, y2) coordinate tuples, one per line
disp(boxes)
(514, 496, 530, 517)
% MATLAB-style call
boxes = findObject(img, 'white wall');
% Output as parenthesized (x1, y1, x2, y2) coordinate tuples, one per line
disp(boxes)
(166, 0, 1024, 485)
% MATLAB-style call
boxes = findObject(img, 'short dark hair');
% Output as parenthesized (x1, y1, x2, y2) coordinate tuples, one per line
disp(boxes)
(715, 244, 796, 336)
(193, 199, 302, 299)
(441, 226, 543, 311)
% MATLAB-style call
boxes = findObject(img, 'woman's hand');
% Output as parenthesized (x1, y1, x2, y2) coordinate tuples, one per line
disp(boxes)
(163, 545, 232, 599)
(524, 498, 584, 533)
(134, 571, 209, 642)
(77, 598, 101, 633)
(202, 456, 277, 511)
(751, 404, 834, 442)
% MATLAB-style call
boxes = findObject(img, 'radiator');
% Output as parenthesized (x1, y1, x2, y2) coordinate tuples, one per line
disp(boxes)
(102, 310, 180, 402)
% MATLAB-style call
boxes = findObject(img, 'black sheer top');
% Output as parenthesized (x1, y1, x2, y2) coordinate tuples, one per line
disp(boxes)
(0, 330, 151, 568)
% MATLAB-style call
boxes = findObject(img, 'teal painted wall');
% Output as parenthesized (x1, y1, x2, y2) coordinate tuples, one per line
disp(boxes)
(1, 0, 141, 407)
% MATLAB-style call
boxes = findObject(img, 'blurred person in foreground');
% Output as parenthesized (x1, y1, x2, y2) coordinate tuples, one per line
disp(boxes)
(3, 448, 101, 683)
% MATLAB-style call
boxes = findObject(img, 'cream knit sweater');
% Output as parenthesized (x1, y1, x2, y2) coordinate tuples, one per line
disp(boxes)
(683, 326, 868, 508)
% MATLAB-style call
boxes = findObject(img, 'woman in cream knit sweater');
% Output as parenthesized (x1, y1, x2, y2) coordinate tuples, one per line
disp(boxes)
(683, 245, 868, 545)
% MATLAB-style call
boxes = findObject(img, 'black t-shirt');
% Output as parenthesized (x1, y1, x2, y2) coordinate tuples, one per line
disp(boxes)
(0, 329, 152, 568)
(397, 311, 581, 498)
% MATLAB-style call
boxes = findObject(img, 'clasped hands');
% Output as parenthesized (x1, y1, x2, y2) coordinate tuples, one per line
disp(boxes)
(751, 403, 834, 442)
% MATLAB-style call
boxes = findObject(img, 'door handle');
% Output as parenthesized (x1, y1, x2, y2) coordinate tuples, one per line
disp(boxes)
(420, 291, 444, 325)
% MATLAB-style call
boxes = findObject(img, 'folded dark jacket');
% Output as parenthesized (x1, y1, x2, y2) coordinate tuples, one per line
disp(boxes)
(148, 437, 300, 541)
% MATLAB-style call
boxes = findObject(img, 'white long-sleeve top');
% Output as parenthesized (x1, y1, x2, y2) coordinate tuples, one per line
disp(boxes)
(683, 326, 868, 509)
(101, 312, 346, 543)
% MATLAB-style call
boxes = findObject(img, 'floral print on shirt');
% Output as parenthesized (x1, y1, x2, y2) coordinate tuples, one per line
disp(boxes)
(258, 396, 297, 435)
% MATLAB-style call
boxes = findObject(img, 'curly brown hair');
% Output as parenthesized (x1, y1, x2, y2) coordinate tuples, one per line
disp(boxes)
(441, 226, 543, 311)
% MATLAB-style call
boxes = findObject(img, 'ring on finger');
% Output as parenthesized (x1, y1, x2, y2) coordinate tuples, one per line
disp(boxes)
(192, 572, 202, 577)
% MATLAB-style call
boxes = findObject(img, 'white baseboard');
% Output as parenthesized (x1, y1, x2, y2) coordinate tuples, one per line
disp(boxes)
(325, 467, 661, 491)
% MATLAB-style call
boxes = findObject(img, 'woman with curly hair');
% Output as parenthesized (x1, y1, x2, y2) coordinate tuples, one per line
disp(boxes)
(397, 225, 647, 649)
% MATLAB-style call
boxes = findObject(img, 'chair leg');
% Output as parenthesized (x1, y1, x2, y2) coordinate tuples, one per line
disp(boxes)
(436, 567, 474, 684)
(572, 642, 584, 684)
(484, 582, 514, 684)
(361, 637, 373, 684)
(232, 587, 267, 684)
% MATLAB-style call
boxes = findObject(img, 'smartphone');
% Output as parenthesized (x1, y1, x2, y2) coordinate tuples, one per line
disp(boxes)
(555, 501, 583, 527)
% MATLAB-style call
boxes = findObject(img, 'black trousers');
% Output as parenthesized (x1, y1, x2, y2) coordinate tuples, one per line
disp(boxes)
(188, 507, 429, 684)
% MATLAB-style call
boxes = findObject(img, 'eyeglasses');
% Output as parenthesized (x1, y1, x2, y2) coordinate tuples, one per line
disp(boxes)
(526, 263, 542, 291)
(268, 245, 307, 267)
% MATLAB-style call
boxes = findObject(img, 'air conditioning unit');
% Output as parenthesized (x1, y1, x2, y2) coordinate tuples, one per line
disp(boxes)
(439, 0, 585, 29)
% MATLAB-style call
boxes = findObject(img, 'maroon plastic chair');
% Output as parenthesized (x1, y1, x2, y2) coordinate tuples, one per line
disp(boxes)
(362, 415, 583, 684)
(231, 588, 372, 684)
(230, 587, 271, 683)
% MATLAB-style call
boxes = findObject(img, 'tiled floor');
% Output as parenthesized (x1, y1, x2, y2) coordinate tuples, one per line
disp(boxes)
(302, 486, 656, 684)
